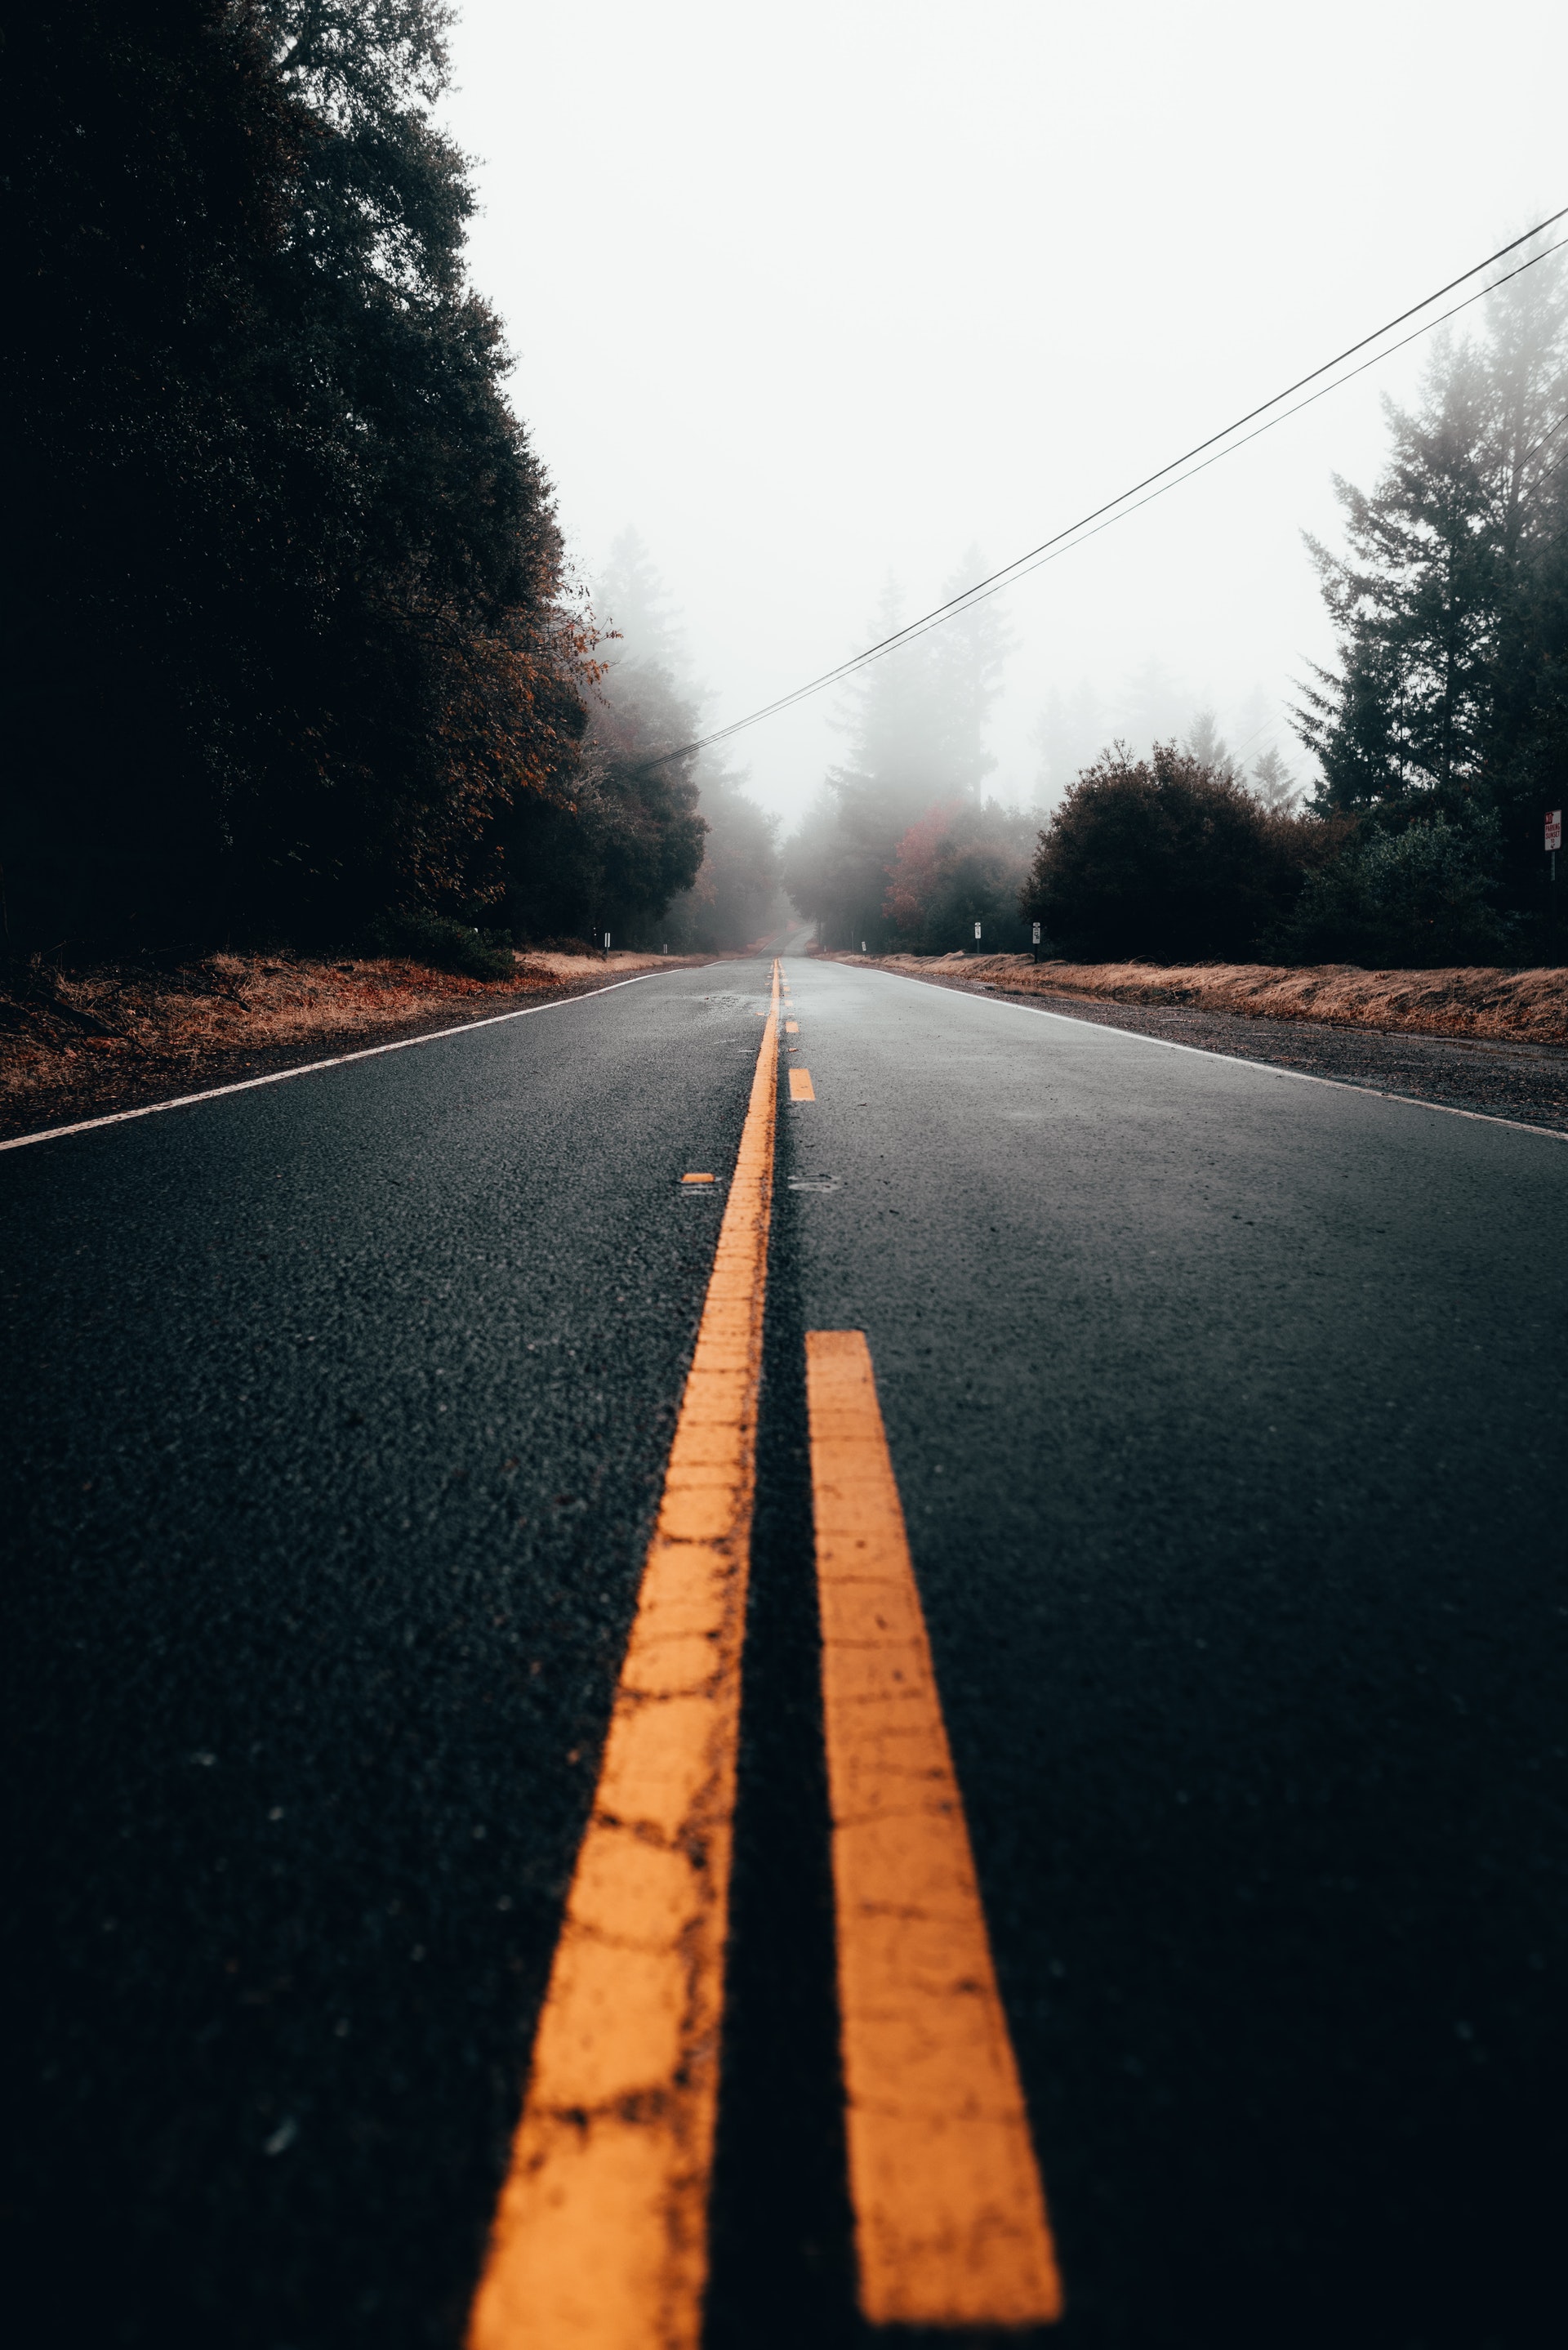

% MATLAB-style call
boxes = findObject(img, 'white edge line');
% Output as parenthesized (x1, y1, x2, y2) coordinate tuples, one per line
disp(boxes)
(862, 965, 1568, 1144)
(0, 973, 662, 1153)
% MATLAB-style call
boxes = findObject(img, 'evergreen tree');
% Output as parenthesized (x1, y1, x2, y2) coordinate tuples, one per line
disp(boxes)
(1298, 341, 1498, 805)
(502, 530, 777, 948)
(1250, 744, 1300, 812)
(4, 0, 586, 951)
(501, 530, 701, 943)
(783, 559, 1011, 948)
(1184, 709, 1245, 784)
(663, 772, 782, 952)
(1296, 239, 1568, 925)
(923, 548, 1013, 798)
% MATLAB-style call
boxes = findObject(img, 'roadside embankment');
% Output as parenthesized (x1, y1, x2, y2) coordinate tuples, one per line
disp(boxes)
(0, 949, 702, 1141)
(830, 952, 1568, 1046)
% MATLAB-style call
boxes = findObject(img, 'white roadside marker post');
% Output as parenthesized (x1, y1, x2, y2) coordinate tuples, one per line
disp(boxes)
(1548, 809, 1561, 924)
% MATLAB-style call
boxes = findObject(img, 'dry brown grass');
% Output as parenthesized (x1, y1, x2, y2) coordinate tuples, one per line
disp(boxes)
(0, 947, 689, 1123)
(855, 952, 1568, 1045)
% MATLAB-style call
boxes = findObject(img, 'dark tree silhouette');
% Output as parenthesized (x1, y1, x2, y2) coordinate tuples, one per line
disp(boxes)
(1296, 243, 1568, 925)
(1022, 744, 1313, 961)
(3, 0, 586, 952)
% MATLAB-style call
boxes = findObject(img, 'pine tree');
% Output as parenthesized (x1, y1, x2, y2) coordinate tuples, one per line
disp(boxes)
(784, 559, 1011, 947)
(505, 531, 777, 948)
(1250, 745, 1299, 812)
(1298, 340, 1499, 807)
(4, 0, 584, 950)
(1184, 710, 1245, 784)
(1295, 239, 1568, 921)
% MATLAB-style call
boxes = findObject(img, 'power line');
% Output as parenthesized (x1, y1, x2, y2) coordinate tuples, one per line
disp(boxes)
(639, 205, 1568, 769)
(803, 234, 1568, 686)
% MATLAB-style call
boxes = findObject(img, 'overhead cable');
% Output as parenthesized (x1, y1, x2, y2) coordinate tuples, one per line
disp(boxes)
(638, 205, 1568, 767)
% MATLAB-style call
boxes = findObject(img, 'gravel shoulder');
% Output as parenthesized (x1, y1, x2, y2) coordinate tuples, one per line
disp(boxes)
(886, 966, 1568, 1135)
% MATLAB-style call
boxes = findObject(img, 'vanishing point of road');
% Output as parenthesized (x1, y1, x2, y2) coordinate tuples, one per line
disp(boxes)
(5, 952, 1566, 2350)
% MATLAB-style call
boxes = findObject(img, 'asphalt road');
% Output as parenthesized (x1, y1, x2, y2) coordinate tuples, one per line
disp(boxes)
(5, 953, 1566, 2349)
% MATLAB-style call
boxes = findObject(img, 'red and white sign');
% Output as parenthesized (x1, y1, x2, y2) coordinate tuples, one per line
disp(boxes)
(1548, 809, 1563, 852)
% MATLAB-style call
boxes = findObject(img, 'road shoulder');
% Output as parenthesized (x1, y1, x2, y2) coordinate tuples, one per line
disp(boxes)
(859, 962, 1568, 1133)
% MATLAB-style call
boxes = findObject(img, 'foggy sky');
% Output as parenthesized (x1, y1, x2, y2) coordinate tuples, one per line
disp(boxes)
(439, 0, 1568, 825)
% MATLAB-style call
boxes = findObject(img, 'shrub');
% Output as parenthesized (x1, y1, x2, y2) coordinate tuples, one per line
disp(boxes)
(1023, 743, 1309, 960)
(1277, 808, 1512, 966)
(363, 912, 516, 981)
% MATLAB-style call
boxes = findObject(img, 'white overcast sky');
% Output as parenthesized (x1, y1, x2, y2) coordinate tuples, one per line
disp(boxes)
(439, 0, 1568, 824)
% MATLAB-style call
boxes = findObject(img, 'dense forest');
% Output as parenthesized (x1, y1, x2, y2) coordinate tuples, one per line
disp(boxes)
(3, 1, 775, 962)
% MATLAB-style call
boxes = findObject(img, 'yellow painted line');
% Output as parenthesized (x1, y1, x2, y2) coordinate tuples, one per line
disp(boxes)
(804, 1331, 1063, 2330)
(468, 961, 782, 2350)
(785, 1020, 800, 1033)
(789, 1068, 816, 1101)
(680, 1171, 715, 1184)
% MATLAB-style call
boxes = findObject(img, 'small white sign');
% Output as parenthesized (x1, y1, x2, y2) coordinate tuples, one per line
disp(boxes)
(1547, 809, 1562, 853)
(973, 921, 982, 940)
(1031, 921, 1042, 945)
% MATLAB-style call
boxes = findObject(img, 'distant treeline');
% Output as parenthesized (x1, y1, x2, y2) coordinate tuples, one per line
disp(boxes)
(541, 533, 782, 957)
(784, 562, 1037, 953)
(4, 2, 777, 961)
(790, 247, 1568, 969)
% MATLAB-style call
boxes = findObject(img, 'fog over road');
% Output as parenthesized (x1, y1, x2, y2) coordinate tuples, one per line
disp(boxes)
(5, 956, 1566, 2349)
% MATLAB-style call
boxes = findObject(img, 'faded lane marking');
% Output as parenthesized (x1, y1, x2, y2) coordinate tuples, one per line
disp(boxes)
(789, 1068, 816, 1101)
(785, 1020, 800, 1033)
(680, 1171, 715, 1184)
(468, 963, 782, 2350)
(804, 1330, 1063, 2330)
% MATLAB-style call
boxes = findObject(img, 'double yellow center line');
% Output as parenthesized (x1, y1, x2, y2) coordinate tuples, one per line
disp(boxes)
(468, 964, 1060, 2343)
